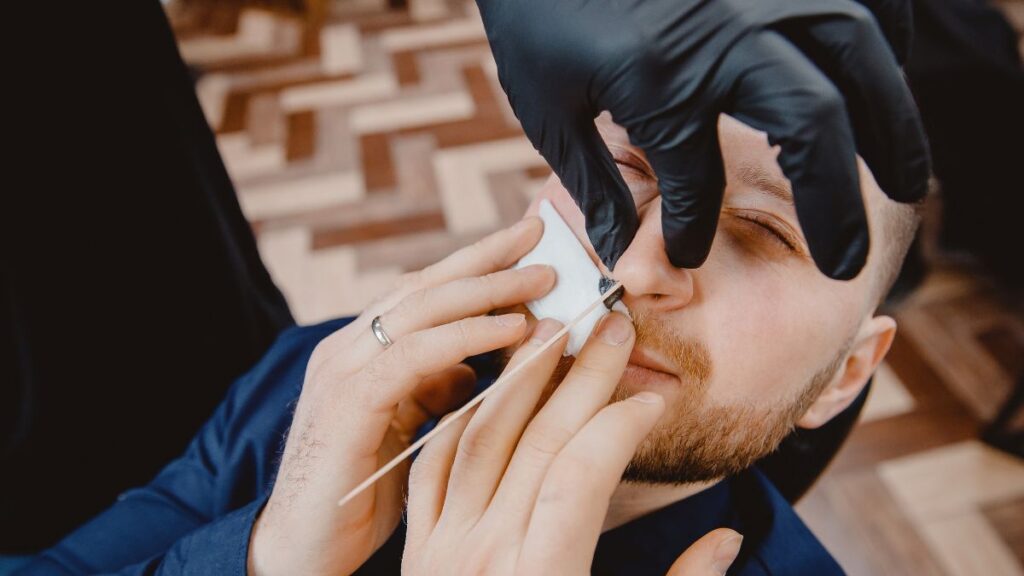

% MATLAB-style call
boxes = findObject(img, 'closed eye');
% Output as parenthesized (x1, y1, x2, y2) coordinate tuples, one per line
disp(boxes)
(730, 210, 807, 257)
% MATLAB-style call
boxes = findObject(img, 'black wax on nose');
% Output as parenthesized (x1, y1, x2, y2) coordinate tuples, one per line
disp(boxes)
(600, 276, 624, 309)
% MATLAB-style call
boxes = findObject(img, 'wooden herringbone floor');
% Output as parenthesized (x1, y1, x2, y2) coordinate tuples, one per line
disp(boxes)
(168, 2, 1024, 574)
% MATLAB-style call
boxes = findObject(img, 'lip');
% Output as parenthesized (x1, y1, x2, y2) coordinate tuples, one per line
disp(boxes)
(627, 346, 678, 379)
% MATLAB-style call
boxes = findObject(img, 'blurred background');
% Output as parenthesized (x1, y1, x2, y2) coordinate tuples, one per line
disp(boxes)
(166, 1, 1024, 574)
(4, 0, 1022, 574)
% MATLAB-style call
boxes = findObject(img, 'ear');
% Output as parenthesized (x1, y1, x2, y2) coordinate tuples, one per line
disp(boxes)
(797, 315, 897, 429)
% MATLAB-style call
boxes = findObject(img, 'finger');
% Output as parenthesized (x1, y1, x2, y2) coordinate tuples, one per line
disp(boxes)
(320, 313, 529, 466)
(349, 314, 528, 415)
(779, 5, 930, 203)
(638, 118, 726, 269)
(518, 392, 666, 573)
(723, 32, 869, 280)
(488, 312, 634, 527)
(392, 364, 477, 441)
(405, 406, 478, 558)
(542, 114, 640, 271)
(344, 264, 556, 367)
(665, 528, 744, 576)
(417, 216, 544, 288)
(441, 319, 567, 523)
(316, 217, 544, 355)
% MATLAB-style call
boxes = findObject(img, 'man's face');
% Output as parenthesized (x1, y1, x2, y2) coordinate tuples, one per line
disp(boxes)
(515, 114, 891, 484)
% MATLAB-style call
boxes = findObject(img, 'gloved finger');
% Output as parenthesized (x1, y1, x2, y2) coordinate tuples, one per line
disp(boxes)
(665, 528, 744, 576)
(850, 0, 913, 64)
(777, 5, 930, 203)
(641, 118, 726, 269)
(535, 114, 640, 271)
(725, 32, 870, 280)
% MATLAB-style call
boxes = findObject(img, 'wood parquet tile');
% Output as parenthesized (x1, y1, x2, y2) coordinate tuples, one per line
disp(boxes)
(168, 2, 1024, 574)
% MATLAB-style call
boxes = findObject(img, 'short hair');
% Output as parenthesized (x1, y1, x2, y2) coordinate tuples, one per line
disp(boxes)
(870, 190, 929, 308)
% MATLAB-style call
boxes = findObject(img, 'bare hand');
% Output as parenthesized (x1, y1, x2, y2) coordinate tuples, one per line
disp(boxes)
(403, 313, 743, 575)
(248, 218, 555, 576)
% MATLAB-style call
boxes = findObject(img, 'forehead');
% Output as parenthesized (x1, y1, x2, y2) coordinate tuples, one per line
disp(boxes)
(716, 115, 786, 183)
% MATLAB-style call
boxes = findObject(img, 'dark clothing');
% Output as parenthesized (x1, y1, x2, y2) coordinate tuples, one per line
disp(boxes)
(4, 0, 294, 550)
(20, 318, 843, 575)
(905, 0, 1024, 287)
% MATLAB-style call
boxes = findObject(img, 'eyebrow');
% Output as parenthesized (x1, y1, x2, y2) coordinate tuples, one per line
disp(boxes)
(735, 163, 794, 206)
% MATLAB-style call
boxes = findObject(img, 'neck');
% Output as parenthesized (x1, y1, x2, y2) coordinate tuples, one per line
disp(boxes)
(602, 479, 720, 532)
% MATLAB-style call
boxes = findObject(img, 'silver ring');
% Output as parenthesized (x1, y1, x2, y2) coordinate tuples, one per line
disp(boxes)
(371, 316, 393, 349)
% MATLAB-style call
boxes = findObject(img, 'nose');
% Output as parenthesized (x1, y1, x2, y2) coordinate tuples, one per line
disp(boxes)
(612, 206, 695, 312)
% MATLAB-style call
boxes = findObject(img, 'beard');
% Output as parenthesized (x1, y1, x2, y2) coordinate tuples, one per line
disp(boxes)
(505, 308, 848, 486)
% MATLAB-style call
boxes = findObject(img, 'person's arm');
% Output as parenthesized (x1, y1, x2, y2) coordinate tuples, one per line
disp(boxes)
(18, 321, 343, 575)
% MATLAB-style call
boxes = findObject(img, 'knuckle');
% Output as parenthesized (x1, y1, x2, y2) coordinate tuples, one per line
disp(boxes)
(450, 319, 473, 351)
(844, 3, 876, 29)
(357, 359, 390, 398)
(470, 236, 505, 271)
(569, 360, 613, 383)
(476, 273, 503, 309)
(396, 285, 430, 318)
(408, 455, 437, 490)
(537, 467, 578, 506)
(803, 85, 845, 127)
(457, 421, 501, 463)
(308, 340, 330, 371)
(401, 268, 425, 290)
(522, 424, 575, 459)
(390, 336, 425, 372)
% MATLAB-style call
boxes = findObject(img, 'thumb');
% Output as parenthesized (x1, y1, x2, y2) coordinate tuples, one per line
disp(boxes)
(666, 528, 743, 576)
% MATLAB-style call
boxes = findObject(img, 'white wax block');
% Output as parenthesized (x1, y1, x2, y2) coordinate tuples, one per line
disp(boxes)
(514, 200, 629, 356)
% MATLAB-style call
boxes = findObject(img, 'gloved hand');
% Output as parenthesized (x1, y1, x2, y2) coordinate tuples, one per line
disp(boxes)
(478, 0, 930, 280)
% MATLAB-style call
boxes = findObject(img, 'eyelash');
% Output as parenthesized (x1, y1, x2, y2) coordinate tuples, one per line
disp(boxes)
(611, 153, 652, 179)
(736, 213, 800, 253)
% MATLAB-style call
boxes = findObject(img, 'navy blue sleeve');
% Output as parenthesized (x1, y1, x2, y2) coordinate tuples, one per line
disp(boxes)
(18, 319, 352, 575)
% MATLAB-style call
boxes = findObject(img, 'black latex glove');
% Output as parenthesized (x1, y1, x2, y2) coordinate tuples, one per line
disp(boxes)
(478, 0, 930, 280)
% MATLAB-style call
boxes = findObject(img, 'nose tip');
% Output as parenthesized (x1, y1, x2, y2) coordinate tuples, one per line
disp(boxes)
(612, 229, 695, 312)
(617, 266, 694, 312)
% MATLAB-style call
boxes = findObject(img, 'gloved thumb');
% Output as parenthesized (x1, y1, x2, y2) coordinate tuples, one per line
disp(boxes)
(665, 528, 743, 576)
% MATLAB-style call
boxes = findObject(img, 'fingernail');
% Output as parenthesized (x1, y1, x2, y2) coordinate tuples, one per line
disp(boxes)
(630, 391, 663, 404)
(712, 533, 743, 575)
(495, 313, 525, 327)
(523, 264, 557, 285)
(599, 313, 632, 346)
(529, 318, 563, 344)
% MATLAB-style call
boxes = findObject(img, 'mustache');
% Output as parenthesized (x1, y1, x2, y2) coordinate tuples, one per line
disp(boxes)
(631, 309, 713, 389)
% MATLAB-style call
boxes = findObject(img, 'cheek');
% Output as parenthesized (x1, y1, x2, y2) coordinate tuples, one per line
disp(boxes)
(696, 248, 853, 406)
